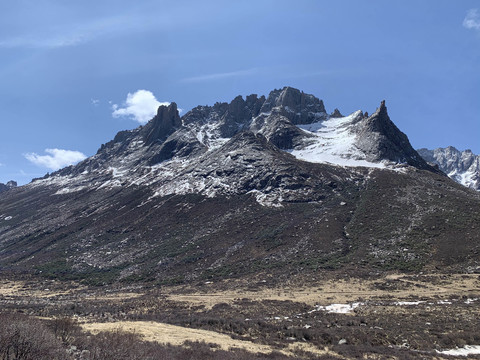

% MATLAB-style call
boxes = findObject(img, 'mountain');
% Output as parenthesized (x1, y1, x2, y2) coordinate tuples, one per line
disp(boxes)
(0, 87, 479, 284)
(0, 181, 17, 194)
(418, 146, 480, 191)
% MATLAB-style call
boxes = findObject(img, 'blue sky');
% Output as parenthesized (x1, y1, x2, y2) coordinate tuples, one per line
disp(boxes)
(0, 0, 479, 185)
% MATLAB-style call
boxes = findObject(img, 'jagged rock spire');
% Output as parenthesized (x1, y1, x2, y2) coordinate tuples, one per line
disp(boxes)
(354, 100, 435, 170)
(141, 103, 181, 145)
(330, 108, 343, 118)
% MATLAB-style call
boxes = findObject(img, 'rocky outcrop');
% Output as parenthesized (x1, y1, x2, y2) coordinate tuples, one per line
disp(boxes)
(141, 102, 182, 145)
(0, 181, 16, 194)
(149, 128, 206, 165)
(354, 101, 433, 170)
(259, 87, 327, 124)
(45, 88, 440, 199)
(330, 108, 343, 118)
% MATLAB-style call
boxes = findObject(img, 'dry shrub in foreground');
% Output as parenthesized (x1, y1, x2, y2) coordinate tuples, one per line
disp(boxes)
(75, 331, 293, 360)
(0, 312, 297, 360)
(0, 312, 67, 360)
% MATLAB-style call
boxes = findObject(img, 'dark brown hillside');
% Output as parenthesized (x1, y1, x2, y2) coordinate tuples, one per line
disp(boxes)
(0, 160, 479, 285)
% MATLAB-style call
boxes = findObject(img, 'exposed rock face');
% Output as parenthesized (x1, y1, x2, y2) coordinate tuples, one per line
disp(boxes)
(42, 88, 438, 201)
(330, 108, 343, 118)
(259, 87, 327, 124)
(418, 146, 480, 190)
(0, 181, 16, 194)
(141, 102, 182, 145)
(354, 101, 431, 169)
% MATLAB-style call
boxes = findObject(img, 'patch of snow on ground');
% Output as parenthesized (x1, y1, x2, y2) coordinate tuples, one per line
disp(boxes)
(437, 300, 452, 305)
(314, 302, 363, 314)
(437, 345, 480, 357)
(288, 111, 387, 169)
(246, 190, 283, 208)
(55, 186, 86, 195)
(394, 301, 425, 306)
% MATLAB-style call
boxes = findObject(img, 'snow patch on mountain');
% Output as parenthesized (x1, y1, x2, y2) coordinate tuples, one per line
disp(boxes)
(190, 120, 229, 150)
(288, 111, 388, 169)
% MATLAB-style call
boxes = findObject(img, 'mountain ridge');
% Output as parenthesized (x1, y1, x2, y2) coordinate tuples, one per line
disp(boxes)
(37, 86, 439, 206)
(1, 87, 479, 284)
(418, 146, 480, 190)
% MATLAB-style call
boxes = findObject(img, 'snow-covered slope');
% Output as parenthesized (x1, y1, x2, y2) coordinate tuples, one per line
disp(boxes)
(418, 146, 480, 190)
(289, 111, 388, 168)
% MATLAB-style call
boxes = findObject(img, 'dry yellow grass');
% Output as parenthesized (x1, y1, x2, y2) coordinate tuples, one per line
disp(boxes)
(0, 280, 139, 300)
(3, 273, 477, 359)
(0, 280, 80, 298)
(80, 320, 345, 358)
(83, 292, 142, 301)
(165, 273, 480, 309)
(0, 280, 23, 296)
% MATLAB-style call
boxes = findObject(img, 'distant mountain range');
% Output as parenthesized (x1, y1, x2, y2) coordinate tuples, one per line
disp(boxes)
(418, 147, 480, 191)
(0, 87, 478, 284)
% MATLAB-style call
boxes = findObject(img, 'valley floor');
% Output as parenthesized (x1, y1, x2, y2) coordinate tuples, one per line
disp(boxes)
(0, 272, 479, 359)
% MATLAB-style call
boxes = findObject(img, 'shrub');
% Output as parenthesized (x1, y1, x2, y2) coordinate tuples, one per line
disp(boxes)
(0, 313, 68, 360)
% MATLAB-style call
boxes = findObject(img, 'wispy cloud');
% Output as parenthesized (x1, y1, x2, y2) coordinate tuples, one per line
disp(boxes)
(181, 68, 258, 83)
(0, 16, 122, 49)
(0, 33, 86, 49)
(91, 98, 100, 106)
(112, 90, 169, 124)
(0, 13, 168, 49)
(25, 149, 87, 170)
(463, 9, 480, 31)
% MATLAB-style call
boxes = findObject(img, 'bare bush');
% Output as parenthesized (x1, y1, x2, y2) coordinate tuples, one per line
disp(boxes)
(50, 317, 79, 345)
(0, 313, 67, 360)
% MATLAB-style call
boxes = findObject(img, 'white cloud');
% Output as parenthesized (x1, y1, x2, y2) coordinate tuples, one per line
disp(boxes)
(181, 68, 258, 83)
(463, 9, 480, 31)
(91, 98, 100, 106)
(112, 90, 169, 124)
(25, 149, 87, 171)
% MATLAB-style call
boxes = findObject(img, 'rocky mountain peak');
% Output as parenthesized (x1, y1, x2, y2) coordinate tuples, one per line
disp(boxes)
(353, 100, 433, 170)
(219, 94, 265, 137)
(377, 99, 387, 114)
(0, 180, 17, 194)
(141, 102, 181, 145)
(330, 108, 343, 118)
(35, 88, 443, 203)
(259, 87, 327, 124)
